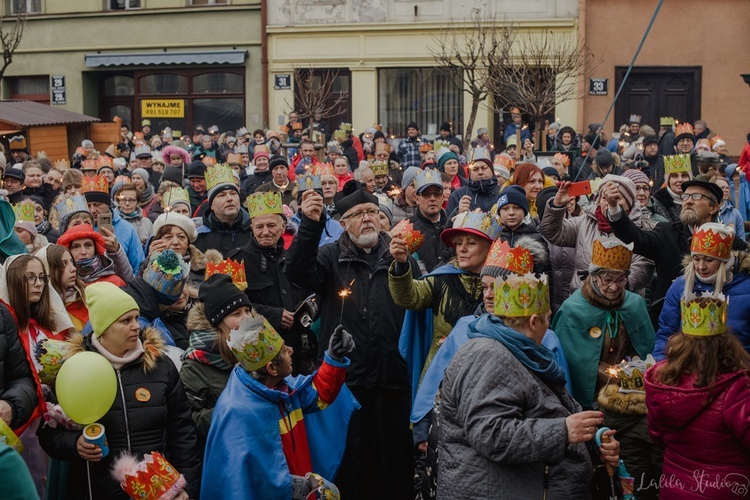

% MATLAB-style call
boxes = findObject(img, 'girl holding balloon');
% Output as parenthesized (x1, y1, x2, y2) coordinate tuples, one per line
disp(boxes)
(38, 281, 201, 499)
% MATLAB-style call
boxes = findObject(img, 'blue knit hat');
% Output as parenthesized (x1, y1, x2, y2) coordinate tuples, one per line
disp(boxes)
(497, 185, 529, 215)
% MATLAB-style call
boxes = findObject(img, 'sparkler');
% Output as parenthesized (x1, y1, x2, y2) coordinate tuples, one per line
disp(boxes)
(338, 279, 355, 325)
(387, 186, 402, 199)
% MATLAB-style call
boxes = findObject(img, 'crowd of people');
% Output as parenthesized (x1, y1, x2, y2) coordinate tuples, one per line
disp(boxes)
(0, 109, 749, 500)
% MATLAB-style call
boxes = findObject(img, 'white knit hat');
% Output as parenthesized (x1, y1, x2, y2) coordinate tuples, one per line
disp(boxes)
(153, 212, 198, 243)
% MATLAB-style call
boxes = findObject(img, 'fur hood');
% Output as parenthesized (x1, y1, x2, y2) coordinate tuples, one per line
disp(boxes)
(65, 327, 166, 373)
(187, 244, 206, 273)
(597, 383, 647, 416)
(186, 301, 216, 335)
(514, 234, 549, 266)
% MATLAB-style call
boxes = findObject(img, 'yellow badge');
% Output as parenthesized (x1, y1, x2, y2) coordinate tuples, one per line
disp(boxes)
(589, 327, 602, 339)
(135, 388, 151, 402)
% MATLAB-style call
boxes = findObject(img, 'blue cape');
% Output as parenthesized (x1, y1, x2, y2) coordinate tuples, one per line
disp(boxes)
(398, 264, 467, 400)
(411, 314, 572, 424)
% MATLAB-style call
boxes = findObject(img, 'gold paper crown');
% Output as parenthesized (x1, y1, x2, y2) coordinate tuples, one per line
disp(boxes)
(333, 130, 347, 141)
(227, 316, 285, 372)
(246, 191, 284, 219)
(494, 274, 550, 317)
(432, 139, 450, 151)
(120, 451, 186, 500)
(616, 354, 655, 393)
(105, 144, 121, 158)
(681, 292, 728, 337)
(9, 135, 26, 150)
(591, 238, 633, 272)
(252, 144, 269, 157)
(419, 142, 433, 153)
(53, 159, 70, 170)
(691, 223, 734, 261)
(202, 156, 217, 167)
(81, 175, 109, 194)
(97, 156, 113, 169)
(370, 160, 389, 177)
(133, 132, 145, 141)
(484, 240, 534, 275)
(660, 117, 675, 127)
(35, 150, 47, 159)
(205, 164, 235, 191)
(663, 154, 691, 175)
(12, 202, 35, 223)
(225, 153, 242, 165)
(310, 163, 334, 177)
(291, 122, 303, 131)
(81, 159, 97, 171)
(161, 187, 190, 210)
(339, 122, 353, 132)
(204, 257, 247, 291)
(675, 122, 694, 137)
(375, 142, 391, 153)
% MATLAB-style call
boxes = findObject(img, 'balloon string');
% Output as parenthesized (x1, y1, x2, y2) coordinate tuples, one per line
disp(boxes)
(87, 460, 93, 499)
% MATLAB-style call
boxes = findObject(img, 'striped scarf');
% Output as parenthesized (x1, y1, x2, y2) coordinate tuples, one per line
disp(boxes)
(182, 330, 231, 370)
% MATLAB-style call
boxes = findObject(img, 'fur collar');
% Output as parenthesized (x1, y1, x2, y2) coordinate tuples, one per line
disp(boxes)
(597, 384, 647, 415)
(186, 301, 217, 335)
(65, 327, 165, 373)
(187, 245, 206, 273)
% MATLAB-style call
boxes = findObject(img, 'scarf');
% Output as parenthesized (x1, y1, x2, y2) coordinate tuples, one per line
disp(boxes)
(92, 334, 145, 370)
(182, 330, 231, 370)
(36, 219, 51, 235)
(139, 185, 154, 206)
(595, 205, 612, 233)
(666, 186, 683, 205)
(75, 255, 115, 284)
(467, 177, 498, 195)
(467, 314, 566, 385)
(117, 207, 141, 220)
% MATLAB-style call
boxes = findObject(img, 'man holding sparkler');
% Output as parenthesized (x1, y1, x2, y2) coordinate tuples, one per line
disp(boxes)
(286, 187, 416, 500)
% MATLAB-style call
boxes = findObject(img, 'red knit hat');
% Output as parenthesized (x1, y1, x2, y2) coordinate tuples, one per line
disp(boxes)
(57, 224, 106, 255)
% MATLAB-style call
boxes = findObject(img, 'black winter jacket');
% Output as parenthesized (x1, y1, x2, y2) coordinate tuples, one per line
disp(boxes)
(194, 209, 253, 257)
(0, 302, 37, 429)
(228, 237, 318, 375)
(286, 215, 416, 389)
(241, 169, 272, 196)
(408, 208, 448, 273)
(37, 329, 201, 499)
(446, 179, 500, 215)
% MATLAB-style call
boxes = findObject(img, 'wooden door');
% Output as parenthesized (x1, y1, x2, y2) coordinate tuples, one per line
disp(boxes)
(614, 67, 702, 129)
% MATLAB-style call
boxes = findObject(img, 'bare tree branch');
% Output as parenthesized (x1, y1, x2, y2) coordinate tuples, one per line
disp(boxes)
(0, 3, 27, 83)
(285, 66, 349, 141)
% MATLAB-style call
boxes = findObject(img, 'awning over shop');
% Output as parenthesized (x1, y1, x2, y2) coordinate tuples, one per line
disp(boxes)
(85, 50, 247, 68)
(0, 100, 99, 127)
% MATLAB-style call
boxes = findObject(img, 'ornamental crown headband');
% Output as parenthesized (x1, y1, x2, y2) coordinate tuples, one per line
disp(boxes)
(591, 238, 633, 272)
(494, 273, 550, 318)
(664, 154, 691, 176)
(681, 292, 728, 337)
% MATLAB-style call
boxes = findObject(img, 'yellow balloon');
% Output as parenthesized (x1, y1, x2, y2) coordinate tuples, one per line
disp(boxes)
(56, 351, 117, 425)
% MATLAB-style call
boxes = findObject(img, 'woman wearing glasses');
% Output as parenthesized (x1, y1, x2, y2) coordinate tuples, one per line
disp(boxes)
(113, 182, 153, 246)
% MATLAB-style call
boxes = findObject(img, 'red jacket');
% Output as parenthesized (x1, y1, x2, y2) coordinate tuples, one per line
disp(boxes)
(645, 362, 750, 499)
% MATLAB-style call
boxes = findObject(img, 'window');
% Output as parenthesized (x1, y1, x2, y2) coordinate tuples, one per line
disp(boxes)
(109, 0, 140, 10)
(192, 72, 242, 94)
(140, 74, 188, 94)
(190, 0, 226, 4)
(8, 0, 41, 14)
(103, 75, 134, 96)
(10, 75, 49, 104)
(379, 68, 463, 138)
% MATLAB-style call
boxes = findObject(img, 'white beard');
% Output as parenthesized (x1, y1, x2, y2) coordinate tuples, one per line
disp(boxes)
(350, 229, 379, 249)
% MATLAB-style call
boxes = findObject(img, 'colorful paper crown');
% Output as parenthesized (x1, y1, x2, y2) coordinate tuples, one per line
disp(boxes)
(369, 160, 389, 177)
(493, 153, 516, 171)
(660, 117, 675, 127)
(484, 240, 534, 276)
(35, 339, 73, 385)
(297, 173, 322, 191)
(9, 135, 27, 150)
(74, 147, 87, 156)
(691, 223, 734, 261)
(663, 154, 691, 175)
(675, 122, 694, 137)
(470, 146, 491, 161)
(114, 451, 186, 500)
(375, 192, 393, 212)
(80, 159, 98, 171)
(54, 159, 70, 170)
(615, 354, 655, 393)
(246, 191, 284, 219)
(105, 144, 121, 158)
(413, 169, 442, 191)
(133, 132, 145, 142)
(339, 122, 352, 132)
(446, 209, 502, 242)
(419, 142, 433, 154)
(12, 202, 35, 223)
(142, 250, 189, 303)
(591, 238, 633, 272)
(51, 195, 90, 231)
(333, 130, 347, 141)
(310, 163, 334, 177)
(204, 256, 247, 291)
(375, 142, 391, 153)
(97, 156, 113, 169)
(711, 136, 726, 149)
(81, 175, 109, 194)
(628, 114, 641, 124)
(227, 315, 284, 372)
(235, 145, 249, 155)
(391, 219, 425, 253)
(202, 156, 217, 167)
(494, 273, 550, 317)
(681, 292, 728, 337)
(161, 187, 191, 210)
(551, 152, 570, 167)
(237, 127, 249, 136)
(205, 164, 235, 191)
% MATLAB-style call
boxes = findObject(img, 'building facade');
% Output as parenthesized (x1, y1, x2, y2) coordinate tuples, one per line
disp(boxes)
(3, 0, 262, 136)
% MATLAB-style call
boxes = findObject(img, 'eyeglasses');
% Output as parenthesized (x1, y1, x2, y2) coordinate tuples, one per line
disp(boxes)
(24, 273, 48, 285)
(419, 191, 443, 199)
(598, 275, 628, 288)
(342, 208, 379, 220)
(118, 198, 137, 204)
(635, 186, 650, 193)
(680, 193, 715, 202)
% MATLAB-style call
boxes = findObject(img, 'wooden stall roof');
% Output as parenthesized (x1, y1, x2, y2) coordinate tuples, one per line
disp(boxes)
(0, 100, 99, 127)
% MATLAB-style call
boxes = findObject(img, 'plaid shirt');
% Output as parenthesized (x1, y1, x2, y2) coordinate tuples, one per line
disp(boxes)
(398, 136, 423, 168)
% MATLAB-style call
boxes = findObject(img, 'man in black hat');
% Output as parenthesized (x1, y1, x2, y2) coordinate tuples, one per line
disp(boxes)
(2, 167, 25, 204)
(589, 148, 622, 180)
(397, 121, 423, 169)
(696, 151, 721, 177)
(187, 161, 207, 215)
(642, 135, 665, 192)
(286, 188, 416, 500)
(194, 168, 252, 256)
(255, 155, 297, 209)
(438, 122, 463, 154)
(603, 178, 746, 326)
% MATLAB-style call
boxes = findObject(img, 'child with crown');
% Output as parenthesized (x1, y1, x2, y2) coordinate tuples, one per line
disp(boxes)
(438, 252, 621, 497)
(645, 291, 750, 499)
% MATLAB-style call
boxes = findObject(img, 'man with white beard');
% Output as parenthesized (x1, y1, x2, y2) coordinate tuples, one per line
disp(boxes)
(286, 188, 416, 500)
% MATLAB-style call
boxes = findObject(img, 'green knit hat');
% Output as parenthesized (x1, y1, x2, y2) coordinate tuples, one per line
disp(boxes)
(85, 282, 139, 337)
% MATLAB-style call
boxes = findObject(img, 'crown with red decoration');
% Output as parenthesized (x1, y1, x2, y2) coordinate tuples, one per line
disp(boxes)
(204, 251, 247, 291)
(81, 175, 109, 194)
(112, 451, 186, 500)
(97, 156, 113, 169)
(482, 240, 534, 277)
(675, 122, 694, 138)
(81, 159, 98, 171)
(690, 223, 735, 262)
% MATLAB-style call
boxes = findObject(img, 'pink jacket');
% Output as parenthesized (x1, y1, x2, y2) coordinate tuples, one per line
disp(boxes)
(645, 362, 750, 499)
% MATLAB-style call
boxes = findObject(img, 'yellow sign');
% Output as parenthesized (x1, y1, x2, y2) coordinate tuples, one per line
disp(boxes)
(141, 99, 185, 118)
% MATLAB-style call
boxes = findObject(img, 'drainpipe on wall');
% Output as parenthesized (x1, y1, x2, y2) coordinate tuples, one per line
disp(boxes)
(261, 0, 269, 129)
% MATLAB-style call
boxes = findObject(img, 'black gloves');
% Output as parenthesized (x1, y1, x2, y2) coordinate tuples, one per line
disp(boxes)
(328, 324, 355, 361)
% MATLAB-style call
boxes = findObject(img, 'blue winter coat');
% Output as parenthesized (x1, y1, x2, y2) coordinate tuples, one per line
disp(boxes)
(109, 210, 145, 272)
(292, 211, 343, 247)
(655, 252, 750, 360)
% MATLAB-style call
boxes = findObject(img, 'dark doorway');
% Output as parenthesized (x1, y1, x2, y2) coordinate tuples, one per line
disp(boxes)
(614, 66, 701, 130)
(294, 68, 352, 143)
